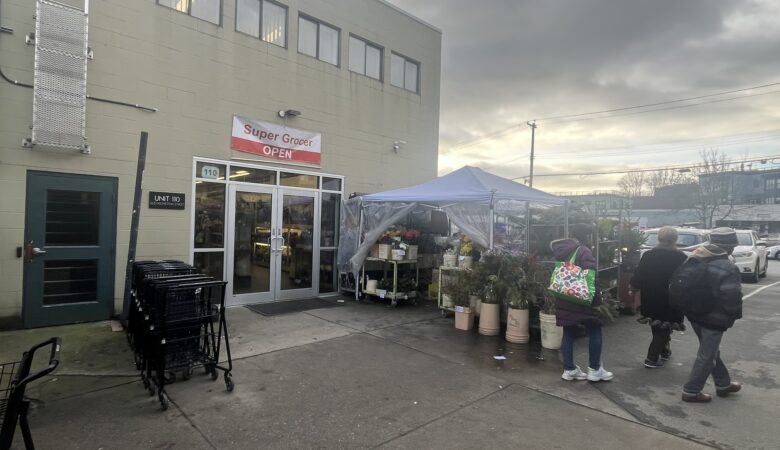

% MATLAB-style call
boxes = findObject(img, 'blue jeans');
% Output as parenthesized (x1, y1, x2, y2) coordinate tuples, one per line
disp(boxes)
(561, 325, 602, 370)
(683, 322, 731, 394)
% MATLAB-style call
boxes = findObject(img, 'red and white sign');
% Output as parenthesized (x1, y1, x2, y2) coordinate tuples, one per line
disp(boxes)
(230, 115, 322, 165)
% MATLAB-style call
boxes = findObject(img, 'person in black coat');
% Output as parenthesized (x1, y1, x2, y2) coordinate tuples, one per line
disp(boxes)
(629, 227, 687, 368)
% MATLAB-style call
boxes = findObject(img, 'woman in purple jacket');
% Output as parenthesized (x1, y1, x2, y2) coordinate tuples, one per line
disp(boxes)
(551, 238, 614, 382)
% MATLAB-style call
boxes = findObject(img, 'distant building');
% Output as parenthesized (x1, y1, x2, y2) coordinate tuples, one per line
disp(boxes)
(699, 168, 780, 205)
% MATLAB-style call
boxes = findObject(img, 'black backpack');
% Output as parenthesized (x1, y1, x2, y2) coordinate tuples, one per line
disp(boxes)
(668, 257, 716, 314)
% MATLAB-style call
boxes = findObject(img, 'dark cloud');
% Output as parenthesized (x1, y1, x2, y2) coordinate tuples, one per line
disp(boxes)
(389, 0, 780, 190)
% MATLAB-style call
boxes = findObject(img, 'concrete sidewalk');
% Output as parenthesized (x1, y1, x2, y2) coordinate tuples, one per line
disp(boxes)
(3, 295, 765, 449)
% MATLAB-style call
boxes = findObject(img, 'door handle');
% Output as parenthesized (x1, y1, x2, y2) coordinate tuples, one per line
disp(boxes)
(23, 241, 47, 263)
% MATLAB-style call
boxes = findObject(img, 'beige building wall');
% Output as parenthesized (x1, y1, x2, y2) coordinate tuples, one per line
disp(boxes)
(0, 0, 441, 326)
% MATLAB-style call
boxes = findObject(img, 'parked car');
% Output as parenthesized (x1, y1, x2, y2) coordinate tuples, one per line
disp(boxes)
(733, 230, 769, 283)
(640, 227, 710, 255)
(768, 244, 780, 260)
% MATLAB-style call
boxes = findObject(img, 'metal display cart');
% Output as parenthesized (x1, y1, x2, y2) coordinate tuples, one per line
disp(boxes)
(437, 265, 463, 316)
(361, 257, 418, 306)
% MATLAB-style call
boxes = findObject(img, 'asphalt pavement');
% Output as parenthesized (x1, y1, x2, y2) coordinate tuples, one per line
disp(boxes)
(2, 263, 779, 449)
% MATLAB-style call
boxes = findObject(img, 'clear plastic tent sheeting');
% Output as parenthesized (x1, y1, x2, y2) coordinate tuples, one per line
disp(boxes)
(336, 166, 569, 295)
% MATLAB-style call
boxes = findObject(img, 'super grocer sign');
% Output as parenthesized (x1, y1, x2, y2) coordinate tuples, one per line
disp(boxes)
(230, 115, 321, 165)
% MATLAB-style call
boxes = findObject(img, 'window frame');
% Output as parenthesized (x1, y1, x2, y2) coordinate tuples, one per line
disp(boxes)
(157, 0, 223, 26)
(390, 51, 420, 94)
(297, 13, 341, 67)
(348, 34, 383, 81)
(234, 0, 288, 48)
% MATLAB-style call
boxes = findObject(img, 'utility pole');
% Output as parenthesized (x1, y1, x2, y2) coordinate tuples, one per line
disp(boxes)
(527, 121, 537, 187)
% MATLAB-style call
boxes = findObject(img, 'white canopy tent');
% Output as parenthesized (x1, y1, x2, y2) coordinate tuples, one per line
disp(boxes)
(337, 166, 569, 288)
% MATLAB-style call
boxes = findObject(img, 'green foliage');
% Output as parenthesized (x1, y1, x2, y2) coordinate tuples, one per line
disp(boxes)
(594, 289, 622, 322)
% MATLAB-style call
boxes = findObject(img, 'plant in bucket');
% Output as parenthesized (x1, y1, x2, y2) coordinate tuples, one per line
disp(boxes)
(459, 237, 473, 269)
(443, 247, 458, 268)
(451, 274, 474, 330)
(505, 280, 530, 343)
(478, 275, 501, 336)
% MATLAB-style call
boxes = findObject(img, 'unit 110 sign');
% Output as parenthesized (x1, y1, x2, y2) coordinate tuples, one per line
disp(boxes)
(149, 192, 186, 210)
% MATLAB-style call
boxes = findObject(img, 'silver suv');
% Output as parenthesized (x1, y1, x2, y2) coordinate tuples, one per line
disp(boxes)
(641, 227, 711, 255)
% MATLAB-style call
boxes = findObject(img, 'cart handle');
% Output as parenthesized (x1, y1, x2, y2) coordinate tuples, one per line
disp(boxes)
(16, 337, 61, 389)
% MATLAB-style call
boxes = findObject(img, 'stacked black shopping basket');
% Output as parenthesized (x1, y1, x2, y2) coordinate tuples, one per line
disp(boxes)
(128, 261, 233, 410)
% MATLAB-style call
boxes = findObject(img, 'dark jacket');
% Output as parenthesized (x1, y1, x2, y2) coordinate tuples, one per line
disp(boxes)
(551, 239, 602, 328)
(685, 245, 743, 331)
(630, 246, 687, 324)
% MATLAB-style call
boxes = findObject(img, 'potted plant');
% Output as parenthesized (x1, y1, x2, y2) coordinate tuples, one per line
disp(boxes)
(465, 269, 483, 317)
(459, 237, 474, 269)
(618, 227, 647, 313)
(505, 281, 530, 343)
(376, 278, 392, 299)
(443, 247, 458, 268)
(478, 275, 501, 336)
(451, 274, 474, 331)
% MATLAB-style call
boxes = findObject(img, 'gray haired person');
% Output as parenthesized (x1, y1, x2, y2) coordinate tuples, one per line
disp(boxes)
(678, 227, 743, 403)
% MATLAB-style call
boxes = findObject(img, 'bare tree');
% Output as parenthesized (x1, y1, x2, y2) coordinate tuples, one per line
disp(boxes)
(618, 171, 647, 198)
(647, 169, 696, 195)
(692, 149, 735, 228)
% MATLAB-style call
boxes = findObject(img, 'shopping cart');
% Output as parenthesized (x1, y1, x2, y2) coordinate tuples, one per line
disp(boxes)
(0, 337, 61, 450)
(129, 261, 234, 410)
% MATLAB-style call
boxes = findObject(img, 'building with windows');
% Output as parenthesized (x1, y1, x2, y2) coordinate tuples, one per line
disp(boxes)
(0, 0, 441, 328)
(698, 168, 780, 205)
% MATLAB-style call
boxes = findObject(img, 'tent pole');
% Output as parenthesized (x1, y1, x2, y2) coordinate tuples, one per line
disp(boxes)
(356, 205, 364, 300)
(489, 203, 495, 249)
(564, 200, 569, 238)
(525, 202, 531, 254)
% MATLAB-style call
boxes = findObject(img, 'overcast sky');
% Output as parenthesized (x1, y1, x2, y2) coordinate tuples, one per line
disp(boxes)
(388, 0, 780, 193)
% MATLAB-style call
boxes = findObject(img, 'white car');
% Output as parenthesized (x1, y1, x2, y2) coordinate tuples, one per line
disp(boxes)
(732, 230, 769, 283)
(768, 244, 780, 260)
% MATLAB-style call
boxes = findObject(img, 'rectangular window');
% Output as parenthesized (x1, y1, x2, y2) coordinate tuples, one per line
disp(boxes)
(194, 183, 226, 248)
(348, 35, 382, 80)
(46, 190, 100, 246)
(297, 15, 339, 66)
(158, 0, 221, 25)
(390, 52, 419, 93)
(236, 0, 287, 47)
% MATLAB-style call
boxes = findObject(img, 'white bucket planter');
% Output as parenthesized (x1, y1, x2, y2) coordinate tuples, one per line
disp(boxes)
(442, 294, 454, 309)
(459, 256, 473, 269)
(365, 279, 378, 293)
(478, 303, 501, 336)
(454, 306, 474, 330)
(443, 253, 457, 267)
(539, 312, 563, 350)
(505, 307, 529, 343)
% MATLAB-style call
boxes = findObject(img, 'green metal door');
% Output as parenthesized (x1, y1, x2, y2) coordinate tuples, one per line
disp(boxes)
(23, 171, 117, 328)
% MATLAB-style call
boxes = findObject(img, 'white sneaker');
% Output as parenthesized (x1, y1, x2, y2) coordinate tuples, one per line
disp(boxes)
(587, 366, 614, 382)
(561, 366, 588, 381)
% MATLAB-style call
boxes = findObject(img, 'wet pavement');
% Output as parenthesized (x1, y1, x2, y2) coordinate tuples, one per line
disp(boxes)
(1, 263, 779, 449)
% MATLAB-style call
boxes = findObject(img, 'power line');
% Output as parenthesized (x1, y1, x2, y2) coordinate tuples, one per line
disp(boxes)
(511, 154, 780, 179)
(539, 133, 780, 160)
(534, 81, 780, 122)
(445, 81, 780, 151)
(541, 89, 780, 125)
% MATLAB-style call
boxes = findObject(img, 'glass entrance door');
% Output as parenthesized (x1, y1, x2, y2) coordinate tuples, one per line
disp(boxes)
(275, 189, 317, 301)
(227, 185, 276, 305)
(227, 186, 318, 305)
